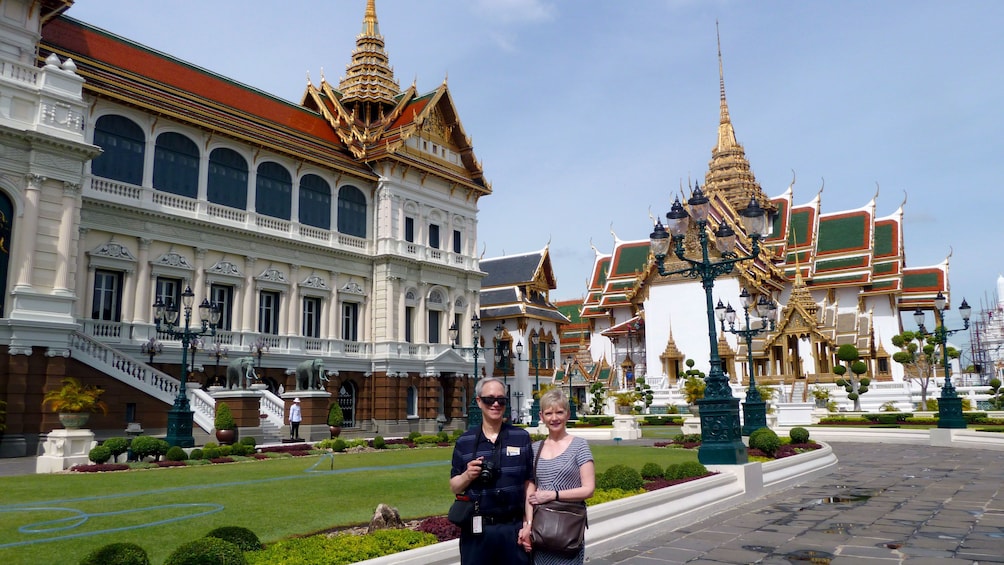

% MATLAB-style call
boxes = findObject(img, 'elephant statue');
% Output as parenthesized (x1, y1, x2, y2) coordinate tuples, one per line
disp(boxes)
(225, 356, 256, 389)
(296, 358, 328, 390)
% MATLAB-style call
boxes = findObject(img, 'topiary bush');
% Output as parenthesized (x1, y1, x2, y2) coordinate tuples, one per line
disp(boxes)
(102, 437, 131, 461)
(640, 462, 664, 479)
(189, 448, 204, 460)
(164, 537, 246, 565)
(373, 435, 387, 449)
(201, 446, 221, 460)
(239, 436, 256, 447)
(205, 526, 262, 552)
(230, 443, 253, 457)
(789, 427, 810, 444)
(331, 438, 347, 452)
(79, 542, 150, 565)
(89, 445, 112, 464)
(166, 446, 189, 462)
(130, 436, 169, 461)
(597, 464, 644, 491)
(664, 461, 709, 480)
(748, 428, 781, 455)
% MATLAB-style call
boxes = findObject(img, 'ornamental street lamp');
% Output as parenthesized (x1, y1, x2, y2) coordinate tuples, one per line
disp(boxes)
(449, 314, 483, 430)
(141, 337, 162, 365)
(717, 289, 777, 436)
(913, 292, 972, 429)
(649, 183, 768, 465)
(494, 321, 513, 421)
(210, 342, 228, 387)
(514, 391, 524, 424)
(153, 286, 220, 447)
(565, 354, 578, 420)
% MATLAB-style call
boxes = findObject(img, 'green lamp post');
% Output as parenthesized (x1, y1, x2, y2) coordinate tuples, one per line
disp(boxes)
(717, 289, 777, 436)
(913, 292, 971, 429)
(565, 354, 577, 420)
(154, 286, 220, 447)
(449, 314, 483, 431)
(493, 321, 513, 421)
(649, 183, 768, 465)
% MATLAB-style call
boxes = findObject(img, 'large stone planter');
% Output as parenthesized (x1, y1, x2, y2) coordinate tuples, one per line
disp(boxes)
(215, 428, 237, 445)
(58, 412, 91, 429)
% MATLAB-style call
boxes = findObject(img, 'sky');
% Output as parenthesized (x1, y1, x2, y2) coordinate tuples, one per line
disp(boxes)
(65, 0, 1003, 346)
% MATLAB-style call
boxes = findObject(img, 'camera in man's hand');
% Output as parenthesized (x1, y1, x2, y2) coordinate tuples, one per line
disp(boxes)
(478, 458, 499, 484)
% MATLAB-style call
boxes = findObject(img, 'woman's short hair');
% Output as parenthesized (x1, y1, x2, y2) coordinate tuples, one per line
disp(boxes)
(539, 388, 569, 413)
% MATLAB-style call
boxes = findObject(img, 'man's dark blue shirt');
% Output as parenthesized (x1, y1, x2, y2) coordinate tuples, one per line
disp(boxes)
(451, 423, 533, 519)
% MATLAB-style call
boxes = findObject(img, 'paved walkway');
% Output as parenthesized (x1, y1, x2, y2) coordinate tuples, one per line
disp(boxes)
(590, 442, 1004, 564)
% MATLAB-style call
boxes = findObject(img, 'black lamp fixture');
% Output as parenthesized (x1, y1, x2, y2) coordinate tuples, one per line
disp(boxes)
(913, 291, 971, 429)
(650, 185, 768, 465)
(153, 286, 220, 447)
(449, 313, 483, 430)
(717, 289, 777, 436)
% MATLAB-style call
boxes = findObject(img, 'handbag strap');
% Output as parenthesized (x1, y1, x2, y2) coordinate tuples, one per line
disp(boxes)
(532, 440, 544, 484)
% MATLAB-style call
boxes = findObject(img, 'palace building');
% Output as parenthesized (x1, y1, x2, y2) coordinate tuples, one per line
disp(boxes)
(572, 40, 952, 412)
(0, 0, 494, 456)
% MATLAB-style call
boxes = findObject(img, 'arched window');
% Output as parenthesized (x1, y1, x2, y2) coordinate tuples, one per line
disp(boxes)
(337, 185, 366, 237)
(207, 148, 248, 209)
(0, 191, 14, 317)
(299, 174, 331, 229)
(92, 115, 144, 185)
(153, 132, 199, 197)
(407, 385, 418, 417)
(255, 162, 292, 220)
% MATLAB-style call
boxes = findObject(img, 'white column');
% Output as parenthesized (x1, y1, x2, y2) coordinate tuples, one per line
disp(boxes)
(287, 265, 300, 336)
(54, 182, 81, 293)
(242, 257, 257, 332)
(74, 227, 89, 318)
(193, 248, 207, 305)
(13, 174, 43, 288)
(132, 238, 151, 323)
(328, 271, 338, 339)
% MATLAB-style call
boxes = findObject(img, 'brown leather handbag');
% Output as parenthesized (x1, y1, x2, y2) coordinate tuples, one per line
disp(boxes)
(530, 441, 587, 555)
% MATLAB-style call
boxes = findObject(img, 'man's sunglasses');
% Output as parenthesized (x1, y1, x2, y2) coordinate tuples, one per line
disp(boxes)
(479, 396, 508, 406)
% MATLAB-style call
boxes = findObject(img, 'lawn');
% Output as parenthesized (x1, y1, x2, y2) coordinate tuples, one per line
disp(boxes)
(0, 442, 695, 565)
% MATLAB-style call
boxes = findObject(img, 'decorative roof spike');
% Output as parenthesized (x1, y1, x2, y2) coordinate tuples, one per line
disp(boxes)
(338, 0, 401, 109)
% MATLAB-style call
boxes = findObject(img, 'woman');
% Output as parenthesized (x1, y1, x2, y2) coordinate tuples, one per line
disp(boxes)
(520, 389, 595, 564)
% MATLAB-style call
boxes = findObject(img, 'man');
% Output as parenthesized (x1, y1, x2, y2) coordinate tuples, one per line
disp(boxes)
(450, 377, 534, 564)
(289, 398, 302, 439)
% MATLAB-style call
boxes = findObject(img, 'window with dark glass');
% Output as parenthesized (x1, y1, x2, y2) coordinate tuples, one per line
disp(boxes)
(405, 217, 415, 243)
(337, 185, 367, 237)
(303, 296, 321, 338)
(405, 306, 414, 343)
(92, 269, 122, 321)
(428, 224, 440, 249)
(152, 132, 199, 198)
(407, 386, 418, 417)
(210, 284, 234, 331)
(258, 291, 280, 334)
(453, 229, 462, 254)
(92, 115, 145, 185)
(428, 310, 441, 344)
(255, 162, 292, 220)
(299, 174, 331, 229)
(154, 277, 181, 311)
(207, 148, 248, 209)
(342, 302, 359, 341)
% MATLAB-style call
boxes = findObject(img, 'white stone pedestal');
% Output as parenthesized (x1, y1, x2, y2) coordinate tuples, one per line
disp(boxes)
(611, 415, 642, 439)
(36, 429, 96, 473)
(681, 416, 701, 435)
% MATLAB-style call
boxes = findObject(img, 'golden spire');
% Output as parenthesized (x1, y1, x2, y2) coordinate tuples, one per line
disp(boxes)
(338, 0, 401, 111)
(704, 22, 772, 216)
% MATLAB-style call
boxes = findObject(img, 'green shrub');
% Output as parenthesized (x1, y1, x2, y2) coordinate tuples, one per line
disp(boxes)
(331, 438, 347, 452)
(88, 445, 112, 464)
(789, 427, 810, 444)
(189, 448, 204, 460)
(748, 428, 781, 455)
(581, 416, 615, 426)
(164, 537, 246, 565)
(203, 441, 219, 449)
(245, 529, 435, 564)
(373, 436, 387, 449)
(640, 462, 664, 479)
(413, 434, 441, 445)
(239, 436, 256, 447)
(165, 446, 189, 462)
(407, 431, 421, 441)
(218, 445, 233, 457)
(230, 443, 253, 456)
(102, 437, 131, 459)
(130, 436, 169, 461)
(214, 402, 236, 431)
(79, 542, 150, 565)
(202, 446, 221, 460)
(642, 415, 682, 426)
(597, 464, 644, 491)
(327, 402, 344, 427)
(665, 461, 709, 480)
(205, 526, 262, 552)
(436, 431, 449, 443)
(586, 487, 645, 505)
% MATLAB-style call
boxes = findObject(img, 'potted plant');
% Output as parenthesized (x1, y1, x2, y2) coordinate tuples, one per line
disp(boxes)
(810, 386, 830, 409)
(214, 402, 237, 445)
(41, 377, 108, 429)
(327, 402, 344, 438)
(612, 391, 640, 415)
(683, 375, 706, 416)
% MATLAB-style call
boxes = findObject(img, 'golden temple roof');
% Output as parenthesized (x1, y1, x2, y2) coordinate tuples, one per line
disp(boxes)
(337, 0, 401, 109)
